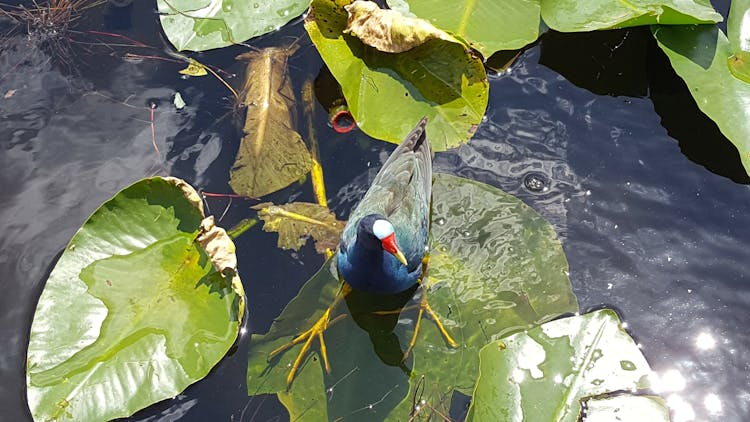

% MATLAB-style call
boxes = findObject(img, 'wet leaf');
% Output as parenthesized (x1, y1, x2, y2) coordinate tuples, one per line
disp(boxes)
(343, 0, 463, 53)
(156, 0, 309, 52)
(583, 395, 671, 422)
(467, 310, 654, 421)
(178, 58, 207, 76)
(174, 92, 186, 109)
(26, 177, 244, 421)
(277, 350, 330, 420)
(305, 0, 488, 151)
(541, 0, 721, 32)
(653, 25, 750, 177)
(387, 0, 541, 57)
(229, 47, 313, 198)
(252, 202, 344, 254)
(727, 0, 750, 83)
(246, 174, 578, 420)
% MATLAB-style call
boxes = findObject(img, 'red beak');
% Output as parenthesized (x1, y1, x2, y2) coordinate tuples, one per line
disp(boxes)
(381, 233, 408, 266)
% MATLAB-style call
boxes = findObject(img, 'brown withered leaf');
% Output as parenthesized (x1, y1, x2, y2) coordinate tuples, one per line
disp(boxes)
(230, 46, 313, 198)
(343, 0, 463, 53)
(253, 202, 344, 254)
(197, 215, 237, 273)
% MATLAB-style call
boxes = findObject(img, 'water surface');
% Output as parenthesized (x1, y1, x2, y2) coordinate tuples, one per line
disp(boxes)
(0, 1, 748, 421)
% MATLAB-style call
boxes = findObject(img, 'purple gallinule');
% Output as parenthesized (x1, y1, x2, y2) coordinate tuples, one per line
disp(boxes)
(271, 117, 456, 388)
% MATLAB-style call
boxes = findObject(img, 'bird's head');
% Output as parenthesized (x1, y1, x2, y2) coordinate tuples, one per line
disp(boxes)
(357, 214, 409, 266)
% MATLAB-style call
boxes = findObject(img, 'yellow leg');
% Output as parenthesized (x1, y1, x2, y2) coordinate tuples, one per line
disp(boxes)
(269, 283, 351, 388)
(402, 285, 459, 362)
(402, 256, 459, 362)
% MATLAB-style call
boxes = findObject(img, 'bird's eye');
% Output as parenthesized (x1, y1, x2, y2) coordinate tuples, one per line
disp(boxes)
(372, 219, 394, 240)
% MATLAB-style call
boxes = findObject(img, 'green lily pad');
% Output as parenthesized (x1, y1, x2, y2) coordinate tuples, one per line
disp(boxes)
(246, 173, 577, 420)
(541, 0, 721, 32)
(277, 359, 329, 421)
(304, 0, 488, 151)
(387, 0, 541, 58)
(727, 0, 750, 83)
(653, 24, 750, 177)
(156, 0, 309, 51)
(26, 177, 245, 421)
(467, 310, 653, 422)
(584, 395, 671, 422)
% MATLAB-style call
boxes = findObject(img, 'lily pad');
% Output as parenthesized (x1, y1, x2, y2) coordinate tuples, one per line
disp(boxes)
(252, 202, 344, 254)
(304, 0, 488, 151)
(653, 24, 750, 177)
(467, 310, 653, 422)
(727, 0, 750, 83)
(387, 0, 541, 57)
(584, 395, 671, 422)
(246, 173, 577, 420)
(541, 0, 722, 32)
(26, 177, 245, 421)
(156, 0, 309, 51)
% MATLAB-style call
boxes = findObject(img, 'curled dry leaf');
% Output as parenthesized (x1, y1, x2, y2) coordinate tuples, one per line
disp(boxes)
(230, 46, 313, 198)
(343, 0, 463, 53)
(253, 202, 344, 254)
(197, 215, 238, 273)
(166, 175, 204, 215)
(197, 215, 246, 319)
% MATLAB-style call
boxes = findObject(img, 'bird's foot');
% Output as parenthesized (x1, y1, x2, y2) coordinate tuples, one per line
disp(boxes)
(268, 284, 350, 389)
(402, 285, 459, 362)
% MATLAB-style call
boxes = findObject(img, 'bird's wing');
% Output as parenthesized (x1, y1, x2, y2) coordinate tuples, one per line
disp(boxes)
(341, 118, 432, 268)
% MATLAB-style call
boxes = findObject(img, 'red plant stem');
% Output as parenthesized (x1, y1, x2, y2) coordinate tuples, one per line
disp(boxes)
(88, 30, 148, 47)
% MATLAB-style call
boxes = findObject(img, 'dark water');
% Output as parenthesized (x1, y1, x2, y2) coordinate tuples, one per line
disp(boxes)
(1, 1, 748, 421)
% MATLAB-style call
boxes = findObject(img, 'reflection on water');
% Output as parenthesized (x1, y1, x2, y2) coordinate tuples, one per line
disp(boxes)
(1, 0, 749, 421)
(695, 332, 716, 350)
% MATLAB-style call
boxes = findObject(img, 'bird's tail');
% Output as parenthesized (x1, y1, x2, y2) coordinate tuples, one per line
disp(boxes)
(384, 117, 431, 168)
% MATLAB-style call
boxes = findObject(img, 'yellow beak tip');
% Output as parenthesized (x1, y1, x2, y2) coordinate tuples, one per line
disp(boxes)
(395, 250, 408, 266)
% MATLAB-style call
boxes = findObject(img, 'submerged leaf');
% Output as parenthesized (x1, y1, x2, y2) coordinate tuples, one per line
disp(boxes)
(253, 202, 344, 254)
(27, 177, 244, 421)
(246, 174, 577, 420)
(343, 0, 463, 53)
(229, 47, 313, 198)
(467, 310, 654, 421)
(305, 0, 488, 151)
(653, 25, 750, 177)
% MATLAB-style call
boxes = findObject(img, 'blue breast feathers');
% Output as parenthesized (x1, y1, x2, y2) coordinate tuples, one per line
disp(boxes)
(337, 117, 432, 294)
